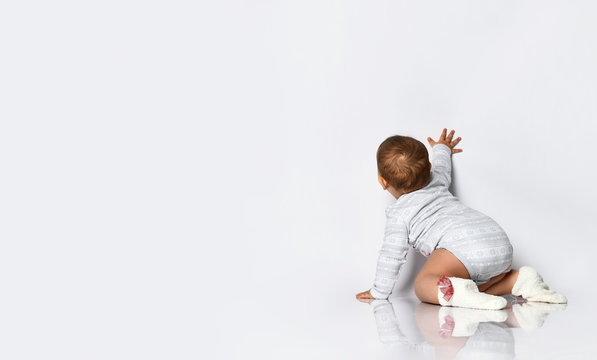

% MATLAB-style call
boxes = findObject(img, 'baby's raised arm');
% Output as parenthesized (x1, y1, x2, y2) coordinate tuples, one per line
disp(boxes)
(427, 128, 463, 187)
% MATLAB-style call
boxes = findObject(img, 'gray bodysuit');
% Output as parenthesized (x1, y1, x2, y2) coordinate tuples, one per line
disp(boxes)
(370, 144, 513, 300)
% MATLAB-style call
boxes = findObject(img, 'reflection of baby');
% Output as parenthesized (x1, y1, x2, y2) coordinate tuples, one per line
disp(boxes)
(356, 129, 567, 309)
(371, 299, 515, 358)
(370, 298, 565, 358)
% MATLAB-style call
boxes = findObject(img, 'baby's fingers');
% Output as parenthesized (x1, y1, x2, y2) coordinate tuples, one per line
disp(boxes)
(446, 129, 455, 142)
(451, 136, 462, 147)
(356, 290, 373, 299)
(357, 297, 375, 304)
(452, 148, 463, 154)
(427, 137, 436, 146)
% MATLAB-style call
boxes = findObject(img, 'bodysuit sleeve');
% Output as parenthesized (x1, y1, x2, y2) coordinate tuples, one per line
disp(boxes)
(431, 143, 453, 187)
(370, 212, 410, 300)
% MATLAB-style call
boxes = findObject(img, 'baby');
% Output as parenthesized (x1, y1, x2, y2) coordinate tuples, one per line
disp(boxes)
(356, 129, 567, 309)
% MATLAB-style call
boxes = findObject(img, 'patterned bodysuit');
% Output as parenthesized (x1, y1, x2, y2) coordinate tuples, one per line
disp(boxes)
(370, 144, 513, 299)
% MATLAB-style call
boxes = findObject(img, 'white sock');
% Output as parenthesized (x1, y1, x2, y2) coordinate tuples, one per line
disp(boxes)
(512, 266, 567, 304)
(438, 306, 507, 337)
(438, 276, 507, 310)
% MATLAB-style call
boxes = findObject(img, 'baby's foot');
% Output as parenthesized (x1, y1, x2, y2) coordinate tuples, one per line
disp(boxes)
(438, 276, 507, 310)
(512, 266, 567, 304)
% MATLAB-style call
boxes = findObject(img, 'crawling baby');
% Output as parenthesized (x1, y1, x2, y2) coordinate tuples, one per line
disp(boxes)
(356, 129, 567, 309)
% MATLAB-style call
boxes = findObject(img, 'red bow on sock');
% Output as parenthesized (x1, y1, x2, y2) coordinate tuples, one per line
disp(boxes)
(438, 276, 454, 302)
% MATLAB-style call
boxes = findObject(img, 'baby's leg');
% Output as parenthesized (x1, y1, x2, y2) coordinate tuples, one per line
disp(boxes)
(481, 267, 567, 303)
(479, 270, 519, 296)
(414, 249, 470, 304)
(486, 267, 567, 303)
(415, 249, 507, 309)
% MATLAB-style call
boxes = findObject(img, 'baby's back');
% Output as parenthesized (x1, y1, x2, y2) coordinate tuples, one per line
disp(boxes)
(387, 172, 508, 256)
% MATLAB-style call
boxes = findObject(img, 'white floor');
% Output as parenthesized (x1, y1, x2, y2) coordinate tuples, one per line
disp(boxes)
(2, 250, 592, 359)
(211, 290, 593, 359)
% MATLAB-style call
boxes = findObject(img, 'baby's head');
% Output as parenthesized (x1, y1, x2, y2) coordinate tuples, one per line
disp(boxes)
(376, 135, 431, 197)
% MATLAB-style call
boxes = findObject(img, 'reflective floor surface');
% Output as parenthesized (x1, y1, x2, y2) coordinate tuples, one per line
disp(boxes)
(364, 295, 569, 359)
(212, 288, 595, 359)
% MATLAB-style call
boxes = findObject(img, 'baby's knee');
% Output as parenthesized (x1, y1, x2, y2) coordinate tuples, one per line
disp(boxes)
(414, 275, 438, 303)
(413, 277, 424, 300)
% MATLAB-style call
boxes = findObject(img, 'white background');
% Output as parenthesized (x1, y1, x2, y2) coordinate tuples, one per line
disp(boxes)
(1, 1, 596, 359)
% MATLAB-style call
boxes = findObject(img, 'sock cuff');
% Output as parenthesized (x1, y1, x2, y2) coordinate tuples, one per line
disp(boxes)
(438, 276, 454, 305)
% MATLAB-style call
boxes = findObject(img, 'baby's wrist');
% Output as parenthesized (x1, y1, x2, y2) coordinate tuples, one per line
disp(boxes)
(369, 287, 388, 299)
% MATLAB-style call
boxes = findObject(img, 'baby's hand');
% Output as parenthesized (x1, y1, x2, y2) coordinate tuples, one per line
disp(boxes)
(356, 290, 375, 303)
(427, 128, 463, 154)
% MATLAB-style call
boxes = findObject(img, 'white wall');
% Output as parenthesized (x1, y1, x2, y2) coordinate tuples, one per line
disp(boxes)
(1, 1, 595, 358)
(212, 0, 597, 298)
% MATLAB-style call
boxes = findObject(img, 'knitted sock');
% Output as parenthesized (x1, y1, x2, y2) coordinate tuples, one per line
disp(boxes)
(438, 306, 507, 337)
(511, 266, 567, 303)
(438, 276, 507, 310)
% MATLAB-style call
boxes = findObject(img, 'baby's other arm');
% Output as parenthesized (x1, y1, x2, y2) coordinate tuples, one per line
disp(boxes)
(427, 128, 463, 187)
(369, 216, 410, 299)
(357, 215, 410, 301)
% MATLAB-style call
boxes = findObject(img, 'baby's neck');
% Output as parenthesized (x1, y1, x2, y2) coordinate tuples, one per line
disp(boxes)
(388, 187, 407, 199)
(390, 181, 430, 199)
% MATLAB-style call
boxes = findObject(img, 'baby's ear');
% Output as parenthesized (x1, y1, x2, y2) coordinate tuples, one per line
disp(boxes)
(377, 174, 389, 190)
(429, 163, 432, 170)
